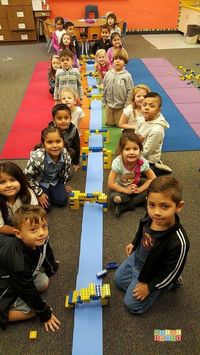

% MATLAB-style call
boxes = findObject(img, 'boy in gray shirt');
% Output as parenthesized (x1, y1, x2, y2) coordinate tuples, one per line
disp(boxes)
(103, 48, 134, 127)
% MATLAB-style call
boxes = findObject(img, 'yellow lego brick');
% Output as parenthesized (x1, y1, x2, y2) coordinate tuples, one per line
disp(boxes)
(80, 288, 90, 302)
(72, 290, 79, 304)
(70, 197, 80, 210)
(82, 147, 89, 154)
(101, 298, 109, 306)
(29, 331, 37, 339)
(65, 295, 74, 308)
(88, 283, 96, 297)
(72, 190, 81, 196)
(101, 284, 111, 299)
(84, 130, 89, 143)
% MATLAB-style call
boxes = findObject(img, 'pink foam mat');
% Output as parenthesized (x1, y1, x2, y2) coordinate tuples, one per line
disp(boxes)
(176, 103, 200, 123)
(190, 123, 200, 136)
(142, 58, 171, 66)
(154, 76, 190, 88)
(165, 87, 200, 103)
(145, 66, 180, 76)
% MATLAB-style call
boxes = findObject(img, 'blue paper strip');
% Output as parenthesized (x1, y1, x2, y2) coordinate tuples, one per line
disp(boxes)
(72, 63, 103, 355)
(89, 134, 103, 149)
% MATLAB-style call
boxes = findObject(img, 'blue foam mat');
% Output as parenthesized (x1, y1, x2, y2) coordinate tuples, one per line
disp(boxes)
(126, 59, 200, 151)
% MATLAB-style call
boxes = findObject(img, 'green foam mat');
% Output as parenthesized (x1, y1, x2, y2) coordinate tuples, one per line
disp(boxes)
(102, 107, 121, 153)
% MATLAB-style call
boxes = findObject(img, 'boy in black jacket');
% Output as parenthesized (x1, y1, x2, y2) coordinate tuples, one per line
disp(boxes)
(0, 205, 60, 331)
(91, 25, 111, 55)
(49, 103, 80, 171)
(64, 21, 80, 59)
(115, 176, 189, 314)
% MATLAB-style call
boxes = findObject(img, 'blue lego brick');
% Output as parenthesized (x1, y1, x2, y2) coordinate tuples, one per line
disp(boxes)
(68, 291, 74, 304)
(77, 295, 83, 304)
(96, 269, 107, 279)
(82, 166, 87, 171)
(91, 147, 102, 152)
(106, 262, 119, 270)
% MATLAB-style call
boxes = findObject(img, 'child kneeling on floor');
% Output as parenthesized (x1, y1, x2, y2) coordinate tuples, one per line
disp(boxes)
(135, 92, 172, 174)
(114, 176, 190, 314)
(0, 205, 60, 331)
(107, 130, 156, 217)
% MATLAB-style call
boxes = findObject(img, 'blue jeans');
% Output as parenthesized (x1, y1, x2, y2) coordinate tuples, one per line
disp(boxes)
(41, 181, 68, 213)
(114, 253, 161, 314)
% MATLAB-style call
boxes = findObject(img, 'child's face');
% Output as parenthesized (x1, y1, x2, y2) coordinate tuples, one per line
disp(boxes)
(62, 34, 71, 46)
(141, 97, 160, 121)
(107, 17, 115, 26)
(134, 89, 148, 109)
(114, 57, 125, 72)
(51, 57, 61, 71)
(56, 20, 63, 31)
(67, 25, 75, 36)
(112, 35, 121, 48)
(0, 172, 20, 201)
(43, 131, 64, 161)
(147, 192, 184, 230)
(54, 109, 71, 131)
(15, 218, 48, 249)
(60, 56, 73, 70)
(61, 91, 76, 108)
(122, 139, 140, 165)
(101, 29, 110, 41)
(97, 53, 107, 66)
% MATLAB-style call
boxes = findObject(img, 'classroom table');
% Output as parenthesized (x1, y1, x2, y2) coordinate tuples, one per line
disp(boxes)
(45, 18, 124, 54)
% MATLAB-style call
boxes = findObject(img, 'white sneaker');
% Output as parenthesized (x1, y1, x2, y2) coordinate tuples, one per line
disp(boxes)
(155, 160, 172, 173)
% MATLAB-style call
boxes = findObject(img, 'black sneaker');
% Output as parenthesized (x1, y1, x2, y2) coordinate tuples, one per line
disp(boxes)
(168, 276, 183, 290)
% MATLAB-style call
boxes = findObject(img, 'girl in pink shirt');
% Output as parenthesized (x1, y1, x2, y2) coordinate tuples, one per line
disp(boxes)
(95, 49, 111, 81)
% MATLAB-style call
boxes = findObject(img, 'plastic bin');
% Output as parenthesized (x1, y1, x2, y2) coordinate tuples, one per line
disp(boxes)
(185, 24, 200, 44)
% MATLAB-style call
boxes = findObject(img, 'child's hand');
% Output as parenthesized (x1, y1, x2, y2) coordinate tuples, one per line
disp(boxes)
(38, 193, 49, 209)
(125, 243, 134, 256)
(126, 184, 138, 194)
(44, 313, 61, 332)
(133, 282, 149, 300)
(65, 185, 72, 193)
(73, 164, 80, 172)
(138, 134, 144, 143)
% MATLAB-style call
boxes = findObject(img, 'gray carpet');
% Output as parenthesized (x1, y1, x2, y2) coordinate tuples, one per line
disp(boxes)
(0, 36, 200, 354)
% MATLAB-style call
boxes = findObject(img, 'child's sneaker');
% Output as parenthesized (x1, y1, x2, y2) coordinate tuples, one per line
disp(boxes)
(168, 276, 183, 290)
(155, 160, 172, 173)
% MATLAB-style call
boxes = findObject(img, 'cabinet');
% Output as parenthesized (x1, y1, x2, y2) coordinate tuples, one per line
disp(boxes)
(0, 0, 36, 42)
(178, 6, 200, 33)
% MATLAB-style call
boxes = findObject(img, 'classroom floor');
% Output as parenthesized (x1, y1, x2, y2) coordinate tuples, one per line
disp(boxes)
(142, 33, 200, 49)
(0, 34, 200, 354)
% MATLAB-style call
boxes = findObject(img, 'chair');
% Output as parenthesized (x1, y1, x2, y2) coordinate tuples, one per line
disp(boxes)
(121, 22, 127, 48)
(85, 5, 99, 19)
